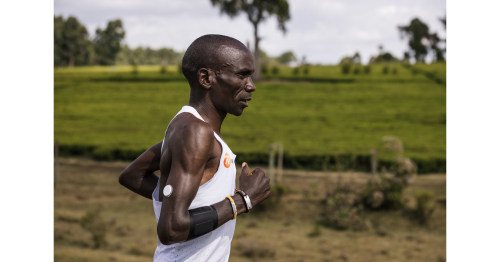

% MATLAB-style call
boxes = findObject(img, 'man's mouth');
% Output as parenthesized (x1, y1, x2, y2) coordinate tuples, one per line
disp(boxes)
(239, 97, 252, 107)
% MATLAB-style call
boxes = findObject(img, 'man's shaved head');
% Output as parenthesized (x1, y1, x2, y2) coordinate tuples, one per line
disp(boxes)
(182, 34, 251, 86)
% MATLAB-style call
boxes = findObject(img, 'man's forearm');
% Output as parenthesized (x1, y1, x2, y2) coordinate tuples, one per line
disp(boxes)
(118, 142, 162, 199)
(158, 191, 248, 245)
(119, 171, 159, 199)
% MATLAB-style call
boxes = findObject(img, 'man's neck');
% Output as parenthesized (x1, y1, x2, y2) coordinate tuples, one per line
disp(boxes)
(188, 100, 226, 135)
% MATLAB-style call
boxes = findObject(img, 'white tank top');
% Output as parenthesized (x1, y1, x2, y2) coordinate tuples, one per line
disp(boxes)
(152, 106, 237, 262)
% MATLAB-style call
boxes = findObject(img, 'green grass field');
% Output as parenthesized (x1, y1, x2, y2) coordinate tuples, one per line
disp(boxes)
(54, 63, 446, 170)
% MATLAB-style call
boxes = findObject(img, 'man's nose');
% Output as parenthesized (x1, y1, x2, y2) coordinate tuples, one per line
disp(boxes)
(245, 78, 256, 92)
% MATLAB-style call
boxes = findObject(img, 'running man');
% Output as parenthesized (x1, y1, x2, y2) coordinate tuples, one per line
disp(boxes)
(119, 34, 271, 261)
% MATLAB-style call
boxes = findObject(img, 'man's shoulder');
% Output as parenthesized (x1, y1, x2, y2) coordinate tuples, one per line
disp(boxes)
(165, 113, 216, 159)
(168, 113, 214, 142)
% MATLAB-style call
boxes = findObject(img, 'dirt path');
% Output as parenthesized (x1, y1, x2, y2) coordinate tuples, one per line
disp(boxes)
(55, 157, 446, 262)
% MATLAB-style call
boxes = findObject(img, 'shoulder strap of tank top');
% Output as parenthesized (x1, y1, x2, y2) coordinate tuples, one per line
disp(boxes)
(161, 106, 230, 153)
(178, 106, 206, 122)
(181, 106, 230, 148)
(161, 106, 205, 153)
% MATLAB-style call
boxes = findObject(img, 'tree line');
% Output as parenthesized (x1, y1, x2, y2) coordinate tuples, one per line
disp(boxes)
(54, 16, 124, 66)
(340, 17, 446, 66)
(54, 16, 185, 67)
(53, 15, 295, 68)
(115, 45, 182, 66)
(54, 12, 445, 68)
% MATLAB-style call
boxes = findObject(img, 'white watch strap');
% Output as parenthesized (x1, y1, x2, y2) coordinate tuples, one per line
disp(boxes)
(243, 194, 252, 211)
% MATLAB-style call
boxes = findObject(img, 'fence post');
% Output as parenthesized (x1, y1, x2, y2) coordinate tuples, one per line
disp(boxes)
(269, 144, 275, 185)
(268, 142, 284, 185)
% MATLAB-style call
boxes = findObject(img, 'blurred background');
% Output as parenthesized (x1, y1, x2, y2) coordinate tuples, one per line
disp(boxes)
(54, 0, 446, 261)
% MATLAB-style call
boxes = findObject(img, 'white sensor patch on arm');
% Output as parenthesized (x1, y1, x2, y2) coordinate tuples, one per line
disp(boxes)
(163, 185, 173, 197)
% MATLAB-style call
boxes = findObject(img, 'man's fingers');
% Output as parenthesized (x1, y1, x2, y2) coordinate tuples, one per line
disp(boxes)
(252, 167, 264, 176)
(241, 162, 250, 176)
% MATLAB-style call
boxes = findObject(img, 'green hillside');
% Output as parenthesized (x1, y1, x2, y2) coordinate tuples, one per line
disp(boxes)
(54, 63, 446, 172)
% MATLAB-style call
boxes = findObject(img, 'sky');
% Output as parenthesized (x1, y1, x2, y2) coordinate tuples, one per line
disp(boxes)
(54, 0, 446, 65)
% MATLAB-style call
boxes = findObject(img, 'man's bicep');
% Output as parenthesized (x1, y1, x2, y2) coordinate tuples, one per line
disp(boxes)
(160, 123, 214, 209)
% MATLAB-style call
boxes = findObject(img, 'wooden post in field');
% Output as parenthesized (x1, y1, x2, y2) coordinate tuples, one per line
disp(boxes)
(269, 144, 275, 185)
(269, 142, 284, 185)
(54, 140, 59, 188)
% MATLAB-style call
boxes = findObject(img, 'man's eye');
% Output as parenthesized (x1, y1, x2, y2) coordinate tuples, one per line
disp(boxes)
(237, 72, 252, 78)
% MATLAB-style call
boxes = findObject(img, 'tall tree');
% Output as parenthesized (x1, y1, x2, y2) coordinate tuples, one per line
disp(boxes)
(398, 18, 430, 63)
(54, 16, 64, 66)
(439, 16, 446, 29)
(438, 16, 446, 61)
(54, 16, 91, 66)
(351, 52, 361, 64)
(93, 19, 125, 65)
(277, 50, 297, 66)
(429, 32, 445, 62)
(210, 0, 290, 80)
(399, 17, 445, 63)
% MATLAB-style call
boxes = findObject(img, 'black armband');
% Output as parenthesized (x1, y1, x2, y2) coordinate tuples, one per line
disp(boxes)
(187, 205, 218, 240)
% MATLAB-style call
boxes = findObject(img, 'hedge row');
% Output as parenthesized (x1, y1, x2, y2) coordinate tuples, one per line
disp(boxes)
(402, 63, 446, 86)
(57, 144, 445, 174)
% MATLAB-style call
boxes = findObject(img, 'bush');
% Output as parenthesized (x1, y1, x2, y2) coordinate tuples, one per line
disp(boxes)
(361, 137, 417, 210)
(353, 66, 361, 75)
(341, 63, 351, 74)
(292, 67, 300, 76)
(319, 182, 367, 231)
(160, 65, 167, 74)
(261, 64, 269, 74)
(361, 174, 405, 210)
(377, 136, 417, 181)
(363, 65, 371, 74)
(392, 68, 398, 75)
(80, 209, 108, 248)
(271, 66, 279, 75)
(408, 190, 435, 225)
(302, 66, 309, 75)
(392, 156, 417, 184)
(382, 65, 389, 75)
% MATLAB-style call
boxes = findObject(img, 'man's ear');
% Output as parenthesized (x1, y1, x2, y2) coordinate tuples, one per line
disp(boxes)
(198, 68, 213, 90)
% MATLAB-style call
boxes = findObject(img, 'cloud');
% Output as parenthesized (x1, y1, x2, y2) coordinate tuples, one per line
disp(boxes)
(376, 6, 398, 16)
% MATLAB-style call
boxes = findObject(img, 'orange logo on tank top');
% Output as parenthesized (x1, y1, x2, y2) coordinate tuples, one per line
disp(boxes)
(223, 153, 231, 168)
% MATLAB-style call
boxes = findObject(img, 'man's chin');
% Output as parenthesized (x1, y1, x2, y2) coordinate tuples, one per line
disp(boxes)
(230, 108, 245, 116)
